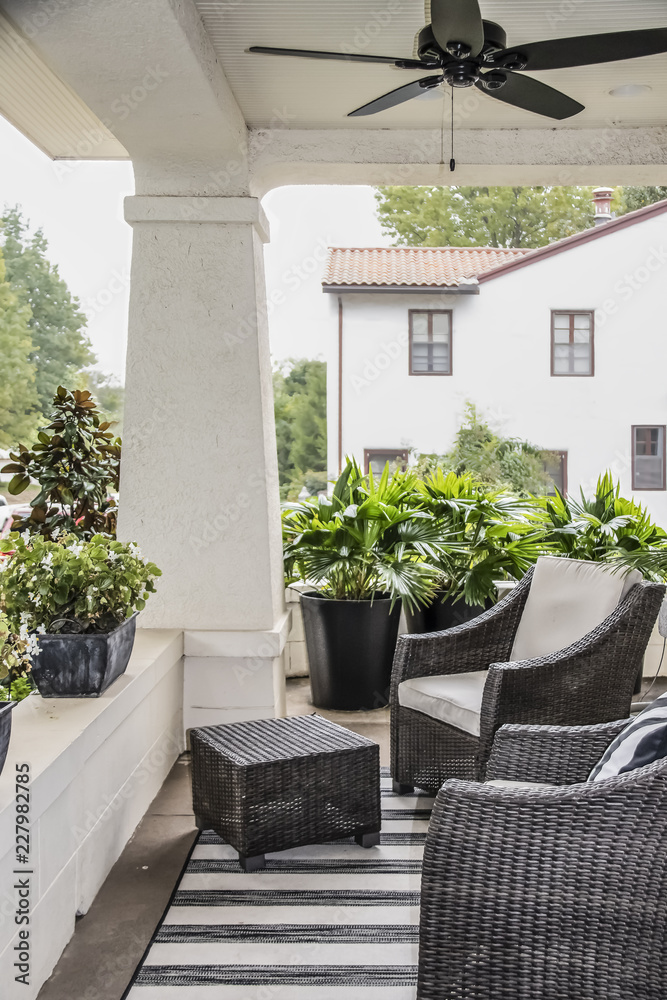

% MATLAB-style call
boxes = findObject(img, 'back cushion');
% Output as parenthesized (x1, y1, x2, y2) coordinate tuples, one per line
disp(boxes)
(589, 693, 667, 782)
(510, 556, 642, 662)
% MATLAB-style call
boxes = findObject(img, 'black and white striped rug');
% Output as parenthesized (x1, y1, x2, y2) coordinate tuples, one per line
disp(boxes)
(124, 768, 432, 998)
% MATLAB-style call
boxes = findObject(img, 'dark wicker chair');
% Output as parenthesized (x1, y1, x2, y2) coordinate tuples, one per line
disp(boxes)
(418, 720, 667, 1000)
(390, 567, 664, 791)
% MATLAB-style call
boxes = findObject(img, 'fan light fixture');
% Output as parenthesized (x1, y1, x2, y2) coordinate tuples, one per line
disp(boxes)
(249, 3, 667, 121)
(609, 83, 652, 97)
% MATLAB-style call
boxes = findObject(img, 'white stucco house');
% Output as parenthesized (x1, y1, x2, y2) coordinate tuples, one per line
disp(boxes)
(324, 194, 667, 523)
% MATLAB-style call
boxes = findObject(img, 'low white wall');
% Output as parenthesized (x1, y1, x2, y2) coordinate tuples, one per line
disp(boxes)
(0, 628, 184, 1000)
(285, 583, 667, 680)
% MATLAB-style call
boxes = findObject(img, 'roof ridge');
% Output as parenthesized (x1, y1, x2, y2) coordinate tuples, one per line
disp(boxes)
(327, 245, 526, 253)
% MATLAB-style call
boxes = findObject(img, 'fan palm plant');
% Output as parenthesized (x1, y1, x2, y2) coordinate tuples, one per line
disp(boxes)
(532, 472, 667, 578)
(413, 470, 545, 607)
(283, 459, 446, 613)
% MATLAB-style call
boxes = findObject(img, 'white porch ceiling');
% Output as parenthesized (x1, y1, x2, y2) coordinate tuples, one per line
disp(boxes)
(196, 0, 667, 130)
(0, 9, 127, 159)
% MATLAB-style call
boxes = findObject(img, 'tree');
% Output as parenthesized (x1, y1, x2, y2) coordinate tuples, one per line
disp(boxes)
(414, 403, 556, 496)
(81, 370, 125, 433)
(1, 207, 95, 418)
(374, 186, 603, 248)
(273, 359, 327, 498)
(0, 247, 40, 447)
(617, 187, 667, 215)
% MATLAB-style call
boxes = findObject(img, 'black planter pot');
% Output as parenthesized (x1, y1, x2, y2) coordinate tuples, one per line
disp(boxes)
(30, 614, 138, 698)
(405, 594, 494, 634)
(301, 592, 402, 711)
(0, 702, 16, 776)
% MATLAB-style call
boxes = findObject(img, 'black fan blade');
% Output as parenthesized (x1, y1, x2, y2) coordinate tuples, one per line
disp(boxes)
(492, 27, 667, 72)
(476, 71, 584, 120)
(431, 0, 484, 58)
(349, 75, 444, 116)
(248, 46, 429, 69)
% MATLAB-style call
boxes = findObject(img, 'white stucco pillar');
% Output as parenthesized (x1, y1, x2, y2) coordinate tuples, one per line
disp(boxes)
(119, 195, 288, 729)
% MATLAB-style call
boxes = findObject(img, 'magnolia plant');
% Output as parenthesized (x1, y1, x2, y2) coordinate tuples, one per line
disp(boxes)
(1, 386, 121, 540)
(0, 533, 161, 636)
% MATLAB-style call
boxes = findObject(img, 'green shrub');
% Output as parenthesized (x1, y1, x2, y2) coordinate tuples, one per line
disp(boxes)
(0, 533, 161, 635)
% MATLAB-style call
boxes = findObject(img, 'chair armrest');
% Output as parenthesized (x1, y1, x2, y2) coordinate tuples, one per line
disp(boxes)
(389, 568, 533, 695)
(477, 580, 665, 775)
(485, 720, 630, 785)
(418, 766, 667, 999)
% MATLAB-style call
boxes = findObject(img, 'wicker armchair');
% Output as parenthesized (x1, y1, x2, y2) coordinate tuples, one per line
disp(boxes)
(390, 565, 664, 791)
(418, 721, 667, 1000)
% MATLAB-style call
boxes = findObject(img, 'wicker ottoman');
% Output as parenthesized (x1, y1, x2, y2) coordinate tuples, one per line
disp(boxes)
(190, 714, 381, 871)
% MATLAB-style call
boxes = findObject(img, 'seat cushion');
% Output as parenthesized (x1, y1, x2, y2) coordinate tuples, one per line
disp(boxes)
(589, 693, 667, 782)
(397, 671, 487, 737)
(510, 556, 642, 662)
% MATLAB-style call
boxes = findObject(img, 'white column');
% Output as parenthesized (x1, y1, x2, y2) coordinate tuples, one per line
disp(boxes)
(119, 195, 288, 729)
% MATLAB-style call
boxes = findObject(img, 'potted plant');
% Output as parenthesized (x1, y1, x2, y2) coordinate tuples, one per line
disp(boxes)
(1, 385, 120, 539)
(282, 460, 446, 710)
(0, 533, 161, 697)
(533, 472, 667, 567)
(406, 470, 545, 633)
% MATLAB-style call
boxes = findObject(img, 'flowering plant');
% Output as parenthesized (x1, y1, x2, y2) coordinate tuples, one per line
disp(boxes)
(0, 533, 161, 635)
(0, 610, 34, 701)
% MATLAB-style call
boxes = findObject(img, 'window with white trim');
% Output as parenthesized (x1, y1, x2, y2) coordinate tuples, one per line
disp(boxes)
(551, 311, 594, 376)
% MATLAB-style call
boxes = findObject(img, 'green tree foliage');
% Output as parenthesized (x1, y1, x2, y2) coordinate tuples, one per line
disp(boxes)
(273, 359, 327, 499)
(374, 186, 599, 248)
(617, 187, 667, 215)
(414, 403, 556, 496)
(1, 207, 95, 417)
(0, 247, 40, 446)
(82, 370, 125, 433)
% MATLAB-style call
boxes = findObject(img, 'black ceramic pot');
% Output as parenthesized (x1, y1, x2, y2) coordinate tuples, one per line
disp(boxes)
(0, 702, 16, 776)
(405, 594, 494, 634)
(300, 592, 401, 711)
(30, 614, 138, 698)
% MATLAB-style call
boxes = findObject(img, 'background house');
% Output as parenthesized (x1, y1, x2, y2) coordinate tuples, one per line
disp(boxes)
(324, 195, 667, 522)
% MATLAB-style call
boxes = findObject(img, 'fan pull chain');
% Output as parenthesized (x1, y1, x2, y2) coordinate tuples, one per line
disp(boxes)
(450, 86, 456, 172)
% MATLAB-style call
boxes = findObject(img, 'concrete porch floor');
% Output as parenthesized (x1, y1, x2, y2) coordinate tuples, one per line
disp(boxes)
(36, 674, 665, 999)
(36, 677, 390, 1000)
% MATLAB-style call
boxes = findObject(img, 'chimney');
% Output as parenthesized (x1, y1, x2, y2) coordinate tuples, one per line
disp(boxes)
(592, 187, 614, 226)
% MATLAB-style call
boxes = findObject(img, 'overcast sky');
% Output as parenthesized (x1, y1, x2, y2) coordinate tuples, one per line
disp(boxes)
(0, 115, 388, 381)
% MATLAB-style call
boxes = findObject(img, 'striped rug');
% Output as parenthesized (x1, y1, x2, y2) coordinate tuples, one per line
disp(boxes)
(124, 768, 432, 998)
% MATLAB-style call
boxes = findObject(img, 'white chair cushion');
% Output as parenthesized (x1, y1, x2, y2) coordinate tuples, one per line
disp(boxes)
(397, 671, 487, 737)
(485, 779, 555, 789)
(510, 556, 642, 662)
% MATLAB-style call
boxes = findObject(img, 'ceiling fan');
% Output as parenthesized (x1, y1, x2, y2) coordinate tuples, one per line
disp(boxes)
(249, 0, 667, 120)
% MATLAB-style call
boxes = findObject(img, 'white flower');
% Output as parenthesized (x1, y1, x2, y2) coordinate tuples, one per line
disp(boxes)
(343, 504, 358, 518)
(26, 634, 40, 656)
(21, 531, 31, 543)
(128, 543, 142, 559)
(51, 527, 61, 540)
(108, 551, 119, 563)
(20, 612, 30, 625)
(36, 625, 46, 635)
(69, 542, 83, 557)
(42, 552, 54, 569)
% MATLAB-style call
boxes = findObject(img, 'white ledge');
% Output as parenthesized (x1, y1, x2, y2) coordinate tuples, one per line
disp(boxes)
(184, 610, 292, 658)
(124, 195, 270, 242)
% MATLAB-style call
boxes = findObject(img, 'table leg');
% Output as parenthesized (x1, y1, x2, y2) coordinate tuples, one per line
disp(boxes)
(239, 853, 266, 872)
(355, 831, 381, 848)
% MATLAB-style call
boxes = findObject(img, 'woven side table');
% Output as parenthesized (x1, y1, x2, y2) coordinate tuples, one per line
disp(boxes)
(190, 714, 381, 871)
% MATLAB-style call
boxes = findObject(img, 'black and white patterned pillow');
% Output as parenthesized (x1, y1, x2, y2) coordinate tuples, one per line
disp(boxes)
(589, 693, 667, 782)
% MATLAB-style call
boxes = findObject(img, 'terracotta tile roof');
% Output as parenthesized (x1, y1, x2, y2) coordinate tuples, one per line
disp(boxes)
(322, 246, 530, 289)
